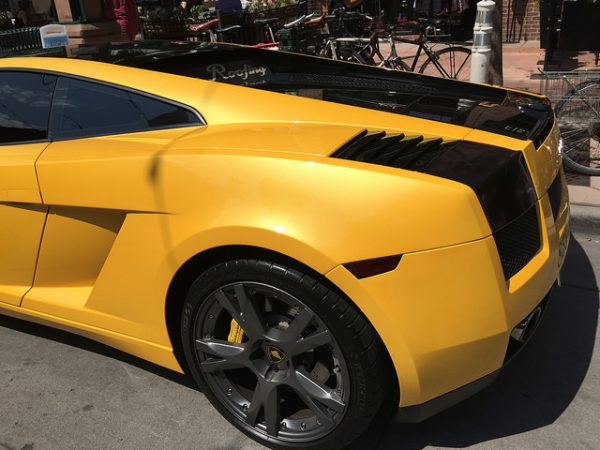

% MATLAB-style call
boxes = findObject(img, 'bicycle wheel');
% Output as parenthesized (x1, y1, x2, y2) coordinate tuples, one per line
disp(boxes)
(338, 46, 369, 65)
(382, 56, 411, 71)
(418, 46, 471, 81)
(555, 79, 600, 175)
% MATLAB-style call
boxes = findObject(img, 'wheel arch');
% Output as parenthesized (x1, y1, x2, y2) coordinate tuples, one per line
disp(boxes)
(164, 244, 399, 401)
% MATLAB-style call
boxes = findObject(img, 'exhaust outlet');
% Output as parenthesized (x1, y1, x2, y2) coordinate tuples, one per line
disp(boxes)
(510, 307, 542, 343)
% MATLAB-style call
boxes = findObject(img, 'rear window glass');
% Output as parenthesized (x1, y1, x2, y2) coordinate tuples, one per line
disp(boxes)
(50, 77, 201, 140)
(0, 72, 56, 144)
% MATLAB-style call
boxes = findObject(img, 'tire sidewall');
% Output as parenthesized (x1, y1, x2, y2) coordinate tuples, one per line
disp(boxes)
(181, 260, 391, 450)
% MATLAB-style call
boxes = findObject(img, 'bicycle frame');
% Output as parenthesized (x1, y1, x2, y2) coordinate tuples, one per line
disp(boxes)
(389, 34, 458, 78)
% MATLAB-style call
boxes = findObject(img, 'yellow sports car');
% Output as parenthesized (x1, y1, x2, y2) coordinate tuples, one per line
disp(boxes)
(0, 42, 569, 449)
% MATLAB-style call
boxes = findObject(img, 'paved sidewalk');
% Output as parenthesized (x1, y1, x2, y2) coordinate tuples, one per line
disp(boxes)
(567, 173, 600, 208)
(1, 232, 598, 450)
(502, 41, 600, 94)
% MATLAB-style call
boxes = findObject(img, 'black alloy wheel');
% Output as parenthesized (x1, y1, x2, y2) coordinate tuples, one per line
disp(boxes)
(181, 259, 396, 450)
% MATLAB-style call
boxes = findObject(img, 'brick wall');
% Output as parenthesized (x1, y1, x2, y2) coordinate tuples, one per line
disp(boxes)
(503, 0, 540, 42)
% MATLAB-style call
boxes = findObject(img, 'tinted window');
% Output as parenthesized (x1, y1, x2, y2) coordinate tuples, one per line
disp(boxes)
(0, 72, 56, 144)
(51, 77, 201, 139)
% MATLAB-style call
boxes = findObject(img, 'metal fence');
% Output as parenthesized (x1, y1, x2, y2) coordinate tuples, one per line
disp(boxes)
(0, 27, 42, 57)
(538, 70, 600, 105)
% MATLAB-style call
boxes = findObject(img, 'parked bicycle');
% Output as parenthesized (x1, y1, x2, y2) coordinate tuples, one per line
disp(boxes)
(317, 11, 375, 62)
(541, 71, 600, 175)
(555, 79, 600, 175)
(353, 18, 471, 80)
(254, 17, 281, 49)
(281, 11, 471, 81)
(189, 18, 241, 43)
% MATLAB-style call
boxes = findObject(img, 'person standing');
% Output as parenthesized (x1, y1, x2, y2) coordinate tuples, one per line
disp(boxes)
(14, 0, 31, 28)
(175, 0, 193, 18)
(216, 0, 243, 13)
(104, 0, 140, 40)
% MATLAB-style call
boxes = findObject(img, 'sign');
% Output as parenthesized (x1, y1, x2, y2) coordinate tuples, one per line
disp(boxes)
(39, 24, 69, 49)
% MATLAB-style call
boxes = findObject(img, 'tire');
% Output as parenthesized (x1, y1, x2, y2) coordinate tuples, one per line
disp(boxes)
(419, 46, 471, 81)
(181, 259, 397, 450)
(554, 80, 600, 176)
(384, 57, 411, 72)
(338, 46, 369, 65)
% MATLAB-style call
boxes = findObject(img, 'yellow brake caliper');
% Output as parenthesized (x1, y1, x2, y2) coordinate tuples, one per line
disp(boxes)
(227, 319, 245, 344)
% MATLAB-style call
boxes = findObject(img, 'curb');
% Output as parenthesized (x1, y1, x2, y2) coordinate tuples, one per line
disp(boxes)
(569, 203, 600, 235)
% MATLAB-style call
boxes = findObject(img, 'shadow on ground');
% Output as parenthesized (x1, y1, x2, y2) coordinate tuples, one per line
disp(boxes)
(0, 314, 197, 391)
(547, 51, 591, 72)
(380, 237, 598, 449)
(565, 171, 590, 188)
(0, 238, 597, 450)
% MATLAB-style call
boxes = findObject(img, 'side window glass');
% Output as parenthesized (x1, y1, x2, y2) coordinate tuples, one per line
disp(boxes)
(51, 77, 201, 140)
(0, 72, 56, 144)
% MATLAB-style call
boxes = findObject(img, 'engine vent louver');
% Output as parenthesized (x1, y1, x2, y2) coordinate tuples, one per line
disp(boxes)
(332, 130, 455, 172)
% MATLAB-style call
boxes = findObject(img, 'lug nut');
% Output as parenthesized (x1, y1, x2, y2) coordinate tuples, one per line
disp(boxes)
(301, 422, 306, 430)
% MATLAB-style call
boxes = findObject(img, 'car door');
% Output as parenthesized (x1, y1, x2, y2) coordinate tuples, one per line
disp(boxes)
(22, 75, 203, 337)
(0, 71, 55, 306)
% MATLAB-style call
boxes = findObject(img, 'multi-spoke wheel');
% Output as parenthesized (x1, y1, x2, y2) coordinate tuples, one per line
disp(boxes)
(181, 259, 396, 450)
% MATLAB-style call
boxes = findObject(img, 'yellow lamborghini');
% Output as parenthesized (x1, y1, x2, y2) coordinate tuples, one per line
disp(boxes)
(0, 41, 569, 449)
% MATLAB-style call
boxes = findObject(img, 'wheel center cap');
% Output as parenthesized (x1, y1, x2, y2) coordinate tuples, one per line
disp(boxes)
(265, 345, 286, 364)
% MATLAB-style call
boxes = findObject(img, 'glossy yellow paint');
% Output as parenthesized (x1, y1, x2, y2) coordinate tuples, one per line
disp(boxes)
(0, 142, 47, 203)
(327, 174, 568, 406)
(0, 141, 48, 306)
(0, 58, 566, 408)
(0, 204, 46, 306)
(35, 127, 198, 211)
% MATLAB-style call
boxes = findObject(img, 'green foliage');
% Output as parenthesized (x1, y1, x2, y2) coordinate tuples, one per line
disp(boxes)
(190, 4, 210, 20)
(246, 0, 296, 13)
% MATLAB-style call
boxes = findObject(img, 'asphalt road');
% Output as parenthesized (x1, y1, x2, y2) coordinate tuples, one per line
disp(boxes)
(1, 232, 599, 450)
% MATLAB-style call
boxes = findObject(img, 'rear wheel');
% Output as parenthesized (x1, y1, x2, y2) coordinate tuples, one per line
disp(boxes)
(181, 259, 396, 449)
